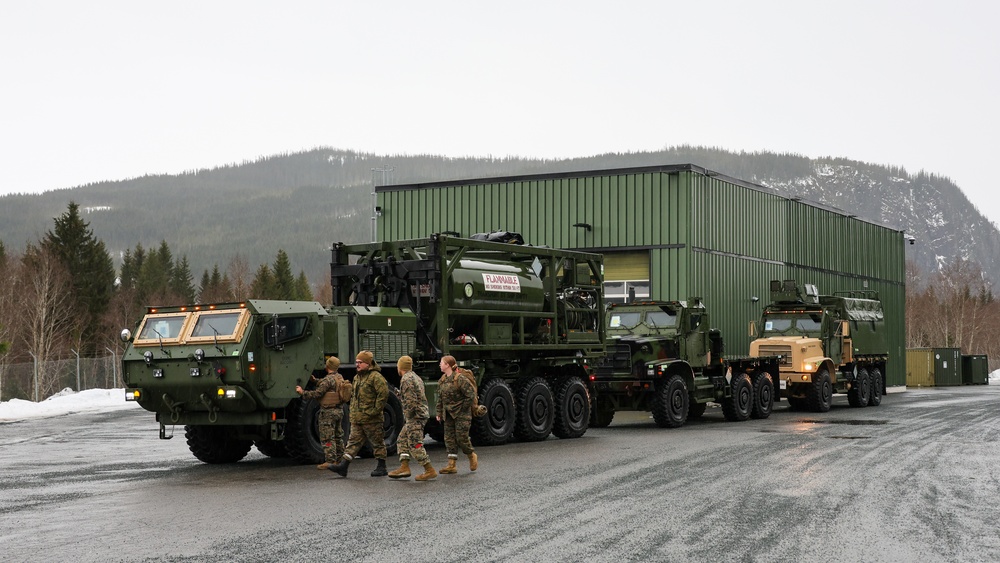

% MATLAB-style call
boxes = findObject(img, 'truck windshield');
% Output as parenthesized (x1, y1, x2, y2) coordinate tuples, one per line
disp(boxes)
(136, 314, 190, 342)
(646, 311, 677, 328)
(764, 316, 822, 334)
(609, 312, 641, 328)
(191, 312, 242, 338)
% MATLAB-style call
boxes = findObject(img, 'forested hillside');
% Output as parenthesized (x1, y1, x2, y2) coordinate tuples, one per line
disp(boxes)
(0, 146, 996, 289)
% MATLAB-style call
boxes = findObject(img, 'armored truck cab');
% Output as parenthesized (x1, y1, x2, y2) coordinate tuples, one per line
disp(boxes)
(121, 300, 406, 464)
(749, 279, 888, 412)
(590, 300, 780, 429)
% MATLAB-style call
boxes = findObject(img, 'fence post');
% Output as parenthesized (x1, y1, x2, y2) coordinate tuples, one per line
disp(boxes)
(28, 351, 38, 402)
(71, 349, 81, 391)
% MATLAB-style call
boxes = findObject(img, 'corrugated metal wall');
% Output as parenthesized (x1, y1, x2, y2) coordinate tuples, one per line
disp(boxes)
(377, 164, 907, 386)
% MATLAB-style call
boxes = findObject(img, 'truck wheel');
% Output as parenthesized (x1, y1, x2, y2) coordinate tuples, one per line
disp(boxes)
(806, 368, 833, 412)
(688, 395, 707, 419)
(722, 372, 753, 422)
(750, 370, 775, 419)
(514, 377, 554, 441)
(284, 398, 325, 464)
(868, 366, 884, 406)
(589, 395, 615, 428)
(651, 374, 689, 428)
(254, 436, 290, 458)
(185, 425, 253, 464)
(471, 378, 516, 446)
(552, 376, 590, 439)
(847, 367, 871, 408)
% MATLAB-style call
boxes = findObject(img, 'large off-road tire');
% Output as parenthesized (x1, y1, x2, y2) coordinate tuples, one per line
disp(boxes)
(254, 436, 290, 458)
(651, 374, 689, 428)
(868, 366, 884, 407)
(750, 370, 775, 419)
(688, 395, 707, 419)
(722, 372, 753, 422)
(284, 397, 325, 464)
(185, 425, 253, 464)
(354, 391, 404, 458)
(847, 367, 871, 408)
(589, 394, 615, 428)
(471, 378, 516, 446)
(514, 377, 554, 442)
(806, 367, 833, 412)
(552, 376, 590, 439)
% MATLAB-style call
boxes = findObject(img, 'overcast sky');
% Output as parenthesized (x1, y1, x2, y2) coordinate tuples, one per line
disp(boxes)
(2, 1, 998, 224)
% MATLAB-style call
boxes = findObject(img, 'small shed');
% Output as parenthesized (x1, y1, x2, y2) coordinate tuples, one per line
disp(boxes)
(961, 354, 989, 385)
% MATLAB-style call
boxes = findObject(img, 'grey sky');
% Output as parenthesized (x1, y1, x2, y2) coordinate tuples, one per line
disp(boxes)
(3, 1, 998, 225)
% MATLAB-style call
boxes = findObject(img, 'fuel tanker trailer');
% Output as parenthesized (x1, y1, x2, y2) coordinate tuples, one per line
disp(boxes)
(119, 234, 605, 464)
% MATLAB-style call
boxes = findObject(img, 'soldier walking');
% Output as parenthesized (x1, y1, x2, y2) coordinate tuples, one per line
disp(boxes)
(388, 355, 437, 481)
(295, 356, 346, 469)
(329, 350, 389, 477)
(435, 355, 478, 474)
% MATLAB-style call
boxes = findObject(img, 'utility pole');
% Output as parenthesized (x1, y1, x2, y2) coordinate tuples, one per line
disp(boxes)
(28, 351, 37, 402)
(71, 349, 81, 391)
(370, 166, 394, 242)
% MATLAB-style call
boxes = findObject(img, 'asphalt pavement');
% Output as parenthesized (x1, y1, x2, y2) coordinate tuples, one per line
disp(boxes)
(1, 386, 998, 562)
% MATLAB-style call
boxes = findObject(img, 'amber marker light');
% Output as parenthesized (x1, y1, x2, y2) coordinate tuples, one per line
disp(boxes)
(249, 363, 256, 372)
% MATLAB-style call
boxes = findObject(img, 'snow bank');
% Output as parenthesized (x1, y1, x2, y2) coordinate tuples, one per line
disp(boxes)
(0, 388, 139, 422)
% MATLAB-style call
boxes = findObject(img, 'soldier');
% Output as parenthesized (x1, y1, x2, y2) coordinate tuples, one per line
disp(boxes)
(295, 356, 347, 469)
(329, 350, 389, 477)
(435, 355, 478, 474)
(388, 355, 437, 481)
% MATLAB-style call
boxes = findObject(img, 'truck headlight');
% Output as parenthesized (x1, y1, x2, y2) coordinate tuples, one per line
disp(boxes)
(125, 389, 141, 401)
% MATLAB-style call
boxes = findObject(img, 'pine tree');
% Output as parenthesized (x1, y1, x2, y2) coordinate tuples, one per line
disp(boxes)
(272, 250, 296, 300)
(250, 264, 275, 299)
(295, 270, 313, 301)
(170, 256, 196, 304)
(42, 202, 116, 355)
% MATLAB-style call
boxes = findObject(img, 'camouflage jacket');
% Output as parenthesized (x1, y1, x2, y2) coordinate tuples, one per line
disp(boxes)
(301, 373, 345, 407)
(399, 370, 429, 421)
(350, 366, 388, 424)
(436, 369, 476, 419)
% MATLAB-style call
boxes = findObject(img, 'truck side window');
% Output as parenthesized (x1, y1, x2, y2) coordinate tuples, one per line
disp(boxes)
(264, 316, 308, 346)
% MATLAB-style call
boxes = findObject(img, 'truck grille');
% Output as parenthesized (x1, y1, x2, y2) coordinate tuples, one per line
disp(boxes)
(757, 344, 792, 366)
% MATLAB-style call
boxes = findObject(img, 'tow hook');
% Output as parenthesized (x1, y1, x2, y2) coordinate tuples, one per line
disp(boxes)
(199, 393, 220, 423)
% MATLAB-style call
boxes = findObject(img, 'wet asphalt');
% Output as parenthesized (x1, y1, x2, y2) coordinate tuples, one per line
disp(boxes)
(1, 385, 999, 562)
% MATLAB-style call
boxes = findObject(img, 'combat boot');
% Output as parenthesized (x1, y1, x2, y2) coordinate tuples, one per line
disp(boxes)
(388, 458, 411, 479)
(317, 462, 331, 470)
(415, 462, 437, 481)
(440, 457, 458, 474)
(468, 451, 478, 472)
(328, 455, 351, 477)
(371, 458, 388, 477)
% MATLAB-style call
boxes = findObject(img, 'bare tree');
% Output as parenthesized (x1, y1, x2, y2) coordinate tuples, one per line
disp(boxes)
(227, 254, 252, 301)
(17, 244, 79, 400)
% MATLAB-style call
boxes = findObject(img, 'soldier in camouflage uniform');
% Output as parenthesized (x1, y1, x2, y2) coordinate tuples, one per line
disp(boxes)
(435, 355, 478, 474)
(329, 350, 389, 477)
(295, 356, 346, 469)
(388, 355, 437, 481)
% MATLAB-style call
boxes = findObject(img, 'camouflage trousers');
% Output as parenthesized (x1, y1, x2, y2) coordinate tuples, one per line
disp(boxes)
(345, 420, 387, 460)
(318, 406, 345, 464)
(443, 412, 475, 456)
(398, 417, 429, 465)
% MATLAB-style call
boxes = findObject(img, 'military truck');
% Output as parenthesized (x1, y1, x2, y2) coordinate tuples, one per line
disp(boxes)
(121, 234, 605, 463)
(748, 280, 888, 412)
(588, 299, 781, 429)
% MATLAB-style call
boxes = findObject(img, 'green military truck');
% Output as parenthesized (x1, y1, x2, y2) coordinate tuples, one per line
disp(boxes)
(748, 280, 888, 412)
(588, 299, 781, 429)
(121, 234, 605, 463)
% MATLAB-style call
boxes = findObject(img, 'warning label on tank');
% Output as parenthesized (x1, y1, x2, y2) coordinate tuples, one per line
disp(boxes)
(482, 273, 521, 292)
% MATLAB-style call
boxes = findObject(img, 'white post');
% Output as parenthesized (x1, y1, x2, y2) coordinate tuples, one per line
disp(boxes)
(105, 347, 117, 388)
(28, 351, 37, 402)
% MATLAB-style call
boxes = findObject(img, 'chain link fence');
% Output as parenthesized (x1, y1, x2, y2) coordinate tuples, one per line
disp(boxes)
(0, 355, 122, 402)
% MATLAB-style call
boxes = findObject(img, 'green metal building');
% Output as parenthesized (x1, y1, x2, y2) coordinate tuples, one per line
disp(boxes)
(374, 164, 907, 387)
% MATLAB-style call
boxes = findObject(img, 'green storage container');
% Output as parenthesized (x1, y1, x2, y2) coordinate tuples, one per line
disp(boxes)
(961, 354, 989, 385)
(906, 348, 962, 387)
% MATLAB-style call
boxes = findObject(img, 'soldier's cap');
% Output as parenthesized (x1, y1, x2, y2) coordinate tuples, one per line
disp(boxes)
(397, 355, 413, 372)
(325, 356, 341, 371)
(356, 350, 375, 365)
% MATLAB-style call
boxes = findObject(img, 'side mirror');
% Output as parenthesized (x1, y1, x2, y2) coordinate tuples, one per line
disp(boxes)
(120, 328, 132, 342)
(748, 321, 758, 338)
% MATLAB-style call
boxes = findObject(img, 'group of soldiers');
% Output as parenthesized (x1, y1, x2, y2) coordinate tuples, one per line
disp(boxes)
(295, 350, 479, 480)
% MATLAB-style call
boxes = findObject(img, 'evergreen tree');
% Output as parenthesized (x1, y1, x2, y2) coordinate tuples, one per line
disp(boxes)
(199, 269, 211, 299)
(0, 240, 6, 270)
(136, 245, 172, 303)
(295, 270, 313, 301)
(42, 202, 116, 355)
(272, 250, 296, 300)
(250, 264, 275, 299)
(170, 256, 196, 304)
